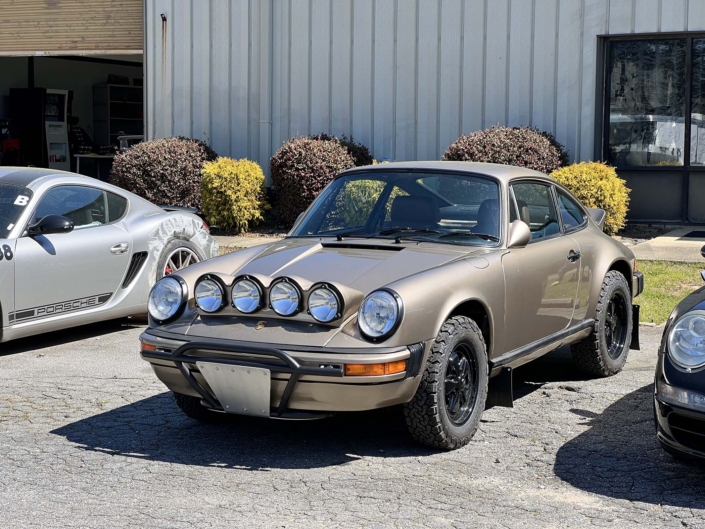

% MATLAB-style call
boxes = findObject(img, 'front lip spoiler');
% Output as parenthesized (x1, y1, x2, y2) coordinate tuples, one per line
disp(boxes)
(142, 341, 344, 419)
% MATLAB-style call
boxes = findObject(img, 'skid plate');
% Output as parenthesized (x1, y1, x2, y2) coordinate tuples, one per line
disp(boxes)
(196, 362, 271, 417)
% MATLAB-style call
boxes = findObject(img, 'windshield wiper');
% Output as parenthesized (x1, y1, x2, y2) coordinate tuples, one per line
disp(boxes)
(378, 227, 442, 236)
(437, 231, 500, 242)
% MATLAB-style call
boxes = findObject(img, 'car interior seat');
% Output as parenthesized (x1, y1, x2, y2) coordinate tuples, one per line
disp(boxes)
(473, 199, 499, 237)
(390, 195, 440, 229)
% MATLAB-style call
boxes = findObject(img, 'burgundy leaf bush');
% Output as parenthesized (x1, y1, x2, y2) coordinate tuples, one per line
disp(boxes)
(311, 133, 374, 167)
(443, 126, 569, 174)
(110, 137, 218, 208)
(270, 137, 355, 225)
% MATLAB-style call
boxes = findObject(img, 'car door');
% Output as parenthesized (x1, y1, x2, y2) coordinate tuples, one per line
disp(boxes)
(13, 185, 132, 324)
(502, 182, 581, 352)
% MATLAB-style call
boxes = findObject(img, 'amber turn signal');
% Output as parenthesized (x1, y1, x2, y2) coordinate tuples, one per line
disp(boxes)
(344, 359, 407, 376)
(141, 342, 157, 352)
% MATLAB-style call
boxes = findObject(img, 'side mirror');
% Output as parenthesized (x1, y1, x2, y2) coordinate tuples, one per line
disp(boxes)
(701, 244, 705, 259)
(27, 215, 74, 236)
(588, 208, 606, 231)
(507, 220, 531, 249)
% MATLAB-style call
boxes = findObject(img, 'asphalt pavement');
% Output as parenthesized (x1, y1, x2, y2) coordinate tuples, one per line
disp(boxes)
(0, 321, 704, 528)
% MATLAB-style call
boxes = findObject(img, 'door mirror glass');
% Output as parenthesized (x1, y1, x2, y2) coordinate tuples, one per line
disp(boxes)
(27, 215, 74, 236)
(507, 220, 531, 249)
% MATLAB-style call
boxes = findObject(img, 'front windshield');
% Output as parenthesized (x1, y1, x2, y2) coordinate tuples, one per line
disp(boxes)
(0, 183, 33, 239)
(291, 171, 501, 246)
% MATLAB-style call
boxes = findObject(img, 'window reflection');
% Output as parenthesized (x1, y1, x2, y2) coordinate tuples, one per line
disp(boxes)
(608, 39, 686, 167)
(692, 39, 705, 165)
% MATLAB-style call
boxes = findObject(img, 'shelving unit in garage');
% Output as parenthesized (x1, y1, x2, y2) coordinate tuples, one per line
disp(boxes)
(93, 84, 143, 148)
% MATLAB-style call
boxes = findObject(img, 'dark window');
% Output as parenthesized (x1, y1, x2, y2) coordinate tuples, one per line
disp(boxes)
(106, 192, 128, 222)
(511, 183, 560, 241)
(607, 39, 687, 167)
(557, 192, 587, 232)
(34, 186, 107, 229)
(692, 39, 705, 166)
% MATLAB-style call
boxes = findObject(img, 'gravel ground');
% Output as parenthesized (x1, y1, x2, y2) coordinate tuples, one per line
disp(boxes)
(0, 322, 703, 528)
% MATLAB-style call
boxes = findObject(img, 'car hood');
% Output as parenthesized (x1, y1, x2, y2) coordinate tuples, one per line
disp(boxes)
(231, 237, 487, 293)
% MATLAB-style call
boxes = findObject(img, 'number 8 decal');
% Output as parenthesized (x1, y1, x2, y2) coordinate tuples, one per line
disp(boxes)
(2, 245, 12, 261)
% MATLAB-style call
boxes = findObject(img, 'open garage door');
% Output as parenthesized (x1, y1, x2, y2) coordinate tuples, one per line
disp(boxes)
(0, 0, 143, 57)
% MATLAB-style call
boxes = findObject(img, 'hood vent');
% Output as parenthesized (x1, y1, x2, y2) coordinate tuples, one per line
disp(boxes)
(321, 242, 403, 251)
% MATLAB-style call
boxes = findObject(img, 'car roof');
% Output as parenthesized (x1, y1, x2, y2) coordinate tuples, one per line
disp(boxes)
(340, 161, 551, 184)
(0, 167, 89, 188)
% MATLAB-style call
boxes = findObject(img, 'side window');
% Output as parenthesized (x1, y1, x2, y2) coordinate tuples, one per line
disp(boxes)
(557, 191, 587, 232)
(34, 186, 107, 229)
(106, 192, 128, 223)
(511, 183, 560, 241)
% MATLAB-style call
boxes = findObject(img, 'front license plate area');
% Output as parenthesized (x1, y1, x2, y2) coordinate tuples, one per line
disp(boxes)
(196, 362, 270, 417)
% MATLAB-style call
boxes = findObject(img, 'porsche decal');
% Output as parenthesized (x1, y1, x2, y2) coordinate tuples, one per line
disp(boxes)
(9, 293, 112, 323)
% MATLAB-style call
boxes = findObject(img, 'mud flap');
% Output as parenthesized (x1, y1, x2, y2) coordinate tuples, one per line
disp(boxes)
(486, 367, 513, 409)
(631, 304, 640, 350)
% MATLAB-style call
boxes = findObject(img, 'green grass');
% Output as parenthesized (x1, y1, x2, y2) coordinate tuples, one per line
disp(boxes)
(638, 261, 704, 324)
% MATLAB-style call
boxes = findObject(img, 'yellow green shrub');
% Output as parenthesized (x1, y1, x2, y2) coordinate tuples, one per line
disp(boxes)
(201, 158, 269, 233)
(550, 162, 630, 235)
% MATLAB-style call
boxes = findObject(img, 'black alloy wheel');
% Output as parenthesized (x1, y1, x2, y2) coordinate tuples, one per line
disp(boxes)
(444, 344, 479, 426)
(605, 290, 628, 360)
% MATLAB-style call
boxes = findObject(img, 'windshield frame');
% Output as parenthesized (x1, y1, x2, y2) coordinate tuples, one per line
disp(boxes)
(288, 168, 506, 248)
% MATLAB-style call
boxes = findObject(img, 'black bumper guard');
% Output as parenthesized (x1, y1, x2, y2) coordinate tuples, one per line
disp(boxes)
(142, 341, 343, 418)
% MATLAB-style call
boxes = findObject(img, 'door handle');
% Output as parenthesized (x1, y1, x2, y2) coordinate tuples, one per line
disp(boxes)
(110, 242, 129, 255)
(567, 250, 581, 262)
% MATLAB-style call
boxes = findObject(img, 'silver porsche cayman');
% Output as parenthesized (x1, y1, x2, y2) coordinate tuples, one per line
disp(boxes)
(0, 167, 218, 343)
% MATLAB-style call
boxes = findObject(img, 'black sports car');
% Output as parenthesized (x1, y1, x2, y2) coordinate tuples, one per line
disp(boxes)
(655, 250, 705, 460)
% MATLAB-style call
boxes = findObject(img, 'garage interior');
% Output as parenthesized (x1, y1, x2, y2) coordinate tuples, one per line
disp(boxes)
(0, 0, 144, 180)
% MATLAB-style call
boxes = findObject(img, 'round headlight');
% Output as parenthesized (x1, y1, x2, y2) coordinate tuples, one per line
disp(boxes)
(308, 286, 340, 322)
(358, 290, 401, 340)
(668, 312, 705, 368)
(148, 277, 185, 322)
(232, 278, 262, 314)
(195, 278, 224, 313)
(270, 280, 300, 316)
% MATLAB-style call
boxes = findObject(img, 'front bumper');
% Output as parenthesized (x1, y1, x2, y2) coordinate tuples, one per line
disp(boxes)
(140, 330, 427, 418)
(655, 379, 705, 460)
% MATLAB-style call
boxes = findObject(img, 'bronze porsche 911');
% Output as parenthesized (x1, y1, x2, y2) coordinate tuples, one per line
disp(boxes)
(140, 162, 643, 449)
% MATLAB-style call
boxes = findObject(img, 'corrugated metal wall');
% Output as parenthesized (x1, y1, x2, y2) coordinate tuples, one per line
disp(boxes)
(146, 0, 705, 181)
(0, 0, 143, 56)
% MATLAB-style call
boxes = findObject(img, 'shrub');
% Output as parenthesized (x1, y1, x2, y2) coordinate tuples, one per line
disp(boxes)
(110, 137, 218, 208)
(312, 133, 374, 167)
(443, 125, 569, 174)
(550, 162, 630, 235)
(271, 137, 355, 225)
(200, 158, 269, 233)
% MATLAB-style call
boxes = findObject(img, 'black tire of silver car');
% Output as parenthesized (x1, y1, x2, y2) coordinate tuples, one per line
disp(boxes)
(571, 270, 632, 377)
(404, 315, 488, 450)
(173, 392, 224, 423)
(157, 239, 206, 280)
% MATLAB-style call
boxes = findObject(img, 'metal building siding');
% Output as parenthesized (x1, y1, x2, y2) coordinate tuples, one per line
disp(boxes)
(0, 0, 143, 55)
(146, 0, 705, 181)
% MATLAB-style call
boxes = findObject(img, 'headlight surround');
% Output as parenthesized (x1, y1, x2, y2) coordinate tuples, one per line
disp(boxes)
(358, 289, 403, 341)
(308, 285, 342, 323)
(194, 276, 225, 313)
(231, 277, 263, 314)
(668, 311, 705, 369)
(269, 279, 301, 316)
(148, 276, 186, 323)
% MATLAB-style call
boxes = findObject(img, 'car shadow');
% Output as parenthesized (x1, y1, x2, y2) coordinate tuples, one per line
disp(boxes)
(512, 346, 593, 401)
(0, 318, 143, 358)
(50, 394, 429, 470)
(554, 383, 705, 508)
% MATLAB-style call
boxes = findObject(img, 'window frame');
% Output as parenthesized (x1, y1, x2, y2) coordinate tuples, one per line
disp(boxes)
(22, 184, 130, 236)
(598, 31, 705, 172)
(509, 179, 564, 245)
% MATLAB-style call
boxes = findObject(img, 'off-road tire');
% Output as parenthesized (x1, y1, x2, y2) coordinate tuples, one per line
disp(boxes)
(173, 392, 224, 423)
(404, 316, 488, 450)
(571, 270, 632, 377)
